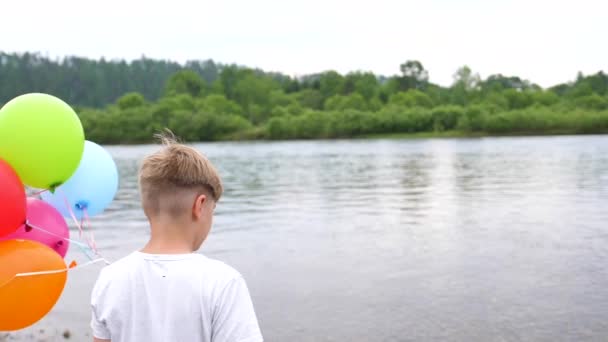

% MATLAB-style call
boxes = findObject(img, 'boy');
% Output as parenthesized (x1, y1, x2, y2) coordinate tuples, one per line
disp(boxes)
(90, 133, 263, 342)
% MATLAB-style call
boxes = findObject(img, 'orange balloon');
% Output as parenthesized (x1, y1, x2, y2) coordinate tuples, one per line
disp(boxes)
(0, 239, 67, 331)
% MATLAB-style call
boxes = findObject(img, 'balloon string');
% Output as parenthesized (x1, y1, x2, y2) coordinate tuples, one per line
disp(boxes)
(25, 223, 110, 265)
(83, 208, 97, 252)
(0, 258, 110, 289)
(61, 191, 84, 240)
(31, 189, 48, 196)
(61, 192, 95, 253)
(14, 258, 109, 278)
(59, 192, 103, 261)
(80, 207, 98, 256)
(26, 222, 89, 250)
(27, 222, 97, 261)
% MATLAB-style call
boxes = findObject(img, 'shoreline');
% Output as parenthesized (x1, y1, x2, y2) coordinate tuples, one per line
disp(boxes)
(100, 130, 608, 145)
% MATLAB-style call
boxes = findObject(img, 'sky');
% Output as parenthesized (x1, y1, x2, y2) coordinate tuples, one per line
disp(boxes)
(1, 0, 606, 87)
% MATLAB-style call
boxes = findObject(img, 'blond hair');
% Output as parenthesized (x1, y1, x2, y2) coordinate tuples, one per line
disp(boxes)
(139, 130, 223, 218)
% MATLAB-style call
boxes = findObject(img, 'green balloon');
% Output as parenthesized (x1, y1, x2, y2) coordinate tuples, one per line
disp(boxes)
(0, 93, 85, 189)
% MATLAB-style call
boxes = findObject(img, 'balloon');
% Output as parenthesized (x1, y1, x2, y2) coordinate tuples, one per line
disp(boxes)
(0, 93, 85, 189)
(0, 198, 70, 258)
(0, 239, 67, 331)
(42, 141, 118, 220)
(0, 159, 26, 238)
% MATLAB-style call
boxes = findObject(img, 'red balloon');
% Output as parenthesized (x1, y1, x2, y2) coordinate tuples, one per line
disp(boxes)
(0, 159, 26, 237)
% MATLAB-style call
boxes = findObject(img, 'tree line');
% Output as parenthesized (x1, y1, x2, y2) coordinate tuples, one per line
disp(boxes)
(1, 52, 607, 142)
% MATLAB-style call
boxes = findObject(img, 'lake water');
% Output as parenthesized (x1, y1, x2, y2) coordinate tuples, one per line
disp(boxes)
(7, 135, 608, 341)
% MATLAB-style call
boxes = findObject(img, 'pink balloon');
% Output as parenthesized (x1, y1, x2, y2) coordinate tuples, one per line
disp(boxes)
(0, 198, 70, 258)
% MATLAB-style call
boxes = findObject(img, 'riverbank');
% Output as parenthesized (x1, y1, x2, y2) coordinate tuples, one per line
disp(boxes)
(358, 129, 608, 140)
(217, 128, 608, 144)
(82, 105, 608, 144)
(102, 129, 608, 145)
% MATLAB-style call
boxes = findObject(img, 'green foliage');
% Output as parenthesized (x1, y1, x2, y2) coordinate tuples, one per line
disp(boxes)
(295, 89, 324, 110)
(568, 82, 594, 98)
(165, 70, 207, 97)
(2, 51, 607, 142)
(196, 94, 243, 116)
(503, 89, 534, 109)
(431, 106, 465, 131)
(480, 108, 608, 134)
(319, 71, 345, 99)
(117, 92, 145, 110)
(269, 90, 296, 108)
(325, 93, 368, 111)
(267, 116, 295, 139)
(456, 105, 491, 131)
(574, 94, 608, 110)
(368, 97, 384, 111)
(532, 91, 560, 106)
(481, 74, 531, 92)
(377, 106, 434, 133)
(389, 90, 433, 108)
(233, 72, 278, 113)
(347, 72, 379, 100)
(398, 60, 429, 90)
(453, 66, 480, 91)
(483, 92, 509, 109)
(160, 94, 196, 111)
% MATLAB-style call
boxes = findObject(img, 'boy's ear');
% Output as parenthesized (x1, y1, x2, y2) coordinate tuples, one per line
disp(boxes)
(193, 193, 207, 219)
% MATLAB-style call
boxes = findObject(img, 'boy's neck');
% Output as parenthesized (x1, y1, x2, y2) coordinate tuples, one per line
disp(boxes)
(141, 220, 197, 254)
(141, 241, 194, 254)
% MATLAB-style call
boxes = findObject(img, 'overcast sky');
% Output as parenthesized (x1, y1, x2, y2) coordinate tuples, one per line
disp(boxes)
(2, 0, 605, 87)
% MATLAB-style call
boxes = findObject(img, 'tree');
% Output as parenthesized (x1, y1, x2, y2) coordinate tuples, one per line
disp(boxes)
(379, 78, 400, 103)
(503, 89, 534, 109)
(232, 70, 280, 122)
(574, 94, 608, 110)
(269, 90, 297, 108)
(165, 70, 207, 97)
(481, 74, 531, 92)
(452, 66, 480, 91)
(296, 89, 324, 110)
(197, 94, 243, 116)
(450, 66, 481, 106)
(352, 72, 379, 100)
(319, 71, 345, 99)
(216, 65, 241, 100)
(531, 91, 560, 106)
(324, 93, 367, 111)
(117, 92, 145, 110)
(388, 90, 433, 108)
(342, 72, 378, 99)
(584, 71, 608, 95)
(398, 60, 429, 90)
(3, 51, 607, 143)
(568, 81, 594, 98)
(281, 77, 301, 93)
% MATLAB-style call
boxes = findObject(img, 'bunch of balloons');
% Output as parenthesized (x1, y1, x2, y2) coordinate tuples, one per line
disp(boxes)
(0, 93, 118, 331)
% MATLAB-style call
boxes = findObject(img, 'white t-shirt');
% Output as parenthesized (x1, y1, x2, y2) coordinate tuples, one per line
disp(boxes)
(90, 251, 263, 342)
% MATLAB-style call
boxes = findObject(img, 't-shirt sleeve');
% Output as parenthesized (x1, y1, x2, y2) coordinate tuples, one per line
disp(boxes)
(212, 276, 263, 342)
(90, 270, 112, 340)
(91, 308, 111, 340)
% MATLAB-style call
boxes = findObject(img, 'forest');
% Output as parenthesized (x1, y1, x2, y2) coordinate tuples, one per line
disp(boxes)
(1, 52, 607, 143)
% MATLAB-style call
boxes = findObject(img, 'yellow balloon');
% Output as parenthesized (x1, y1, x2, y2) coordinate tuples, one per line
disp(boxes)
(0, 93, 85, 189)
(0, 239, 67, 331)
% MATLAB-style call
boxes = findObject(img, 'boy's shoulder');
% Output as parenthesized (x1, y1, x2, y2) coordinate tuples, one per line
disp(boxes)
(95, 252, 242, 287)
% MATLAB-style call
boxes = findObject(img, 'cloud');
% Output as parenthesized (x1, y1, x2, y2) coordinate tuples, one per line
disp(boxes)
(1, 0, 605, 87)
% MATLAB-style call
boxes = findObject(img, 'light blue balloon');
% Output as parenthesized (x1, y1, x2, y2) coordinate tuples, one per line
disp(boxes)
(41, 141, 118, 219)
